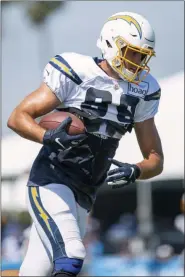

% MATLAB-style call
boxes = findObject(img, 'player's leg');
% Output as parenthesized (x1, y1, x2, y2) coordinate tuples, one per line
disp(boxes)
(19, 223, 53, 276)
(76, 202, 89, 239)
(27, 184, 88, 276)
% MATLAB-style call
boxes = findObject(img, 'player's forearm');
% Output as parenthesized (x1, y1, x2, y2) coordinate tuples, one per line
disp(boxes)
(7, 110, 45, 144)
(136, 152, 164, 179)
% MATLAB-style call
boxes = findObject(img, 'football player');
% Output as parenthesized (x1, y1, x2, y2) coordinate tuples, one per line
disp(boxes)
(8, 12, 164, 277)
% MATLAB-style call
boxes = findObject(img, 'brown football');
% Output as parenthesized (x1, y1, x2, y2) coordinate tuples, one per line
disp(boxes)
(39, 111, 85, 135)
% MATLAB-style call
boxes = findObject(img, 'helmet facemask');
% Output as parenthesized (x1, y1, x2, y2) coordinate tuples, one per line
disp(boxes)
(110, 37, 155, 84)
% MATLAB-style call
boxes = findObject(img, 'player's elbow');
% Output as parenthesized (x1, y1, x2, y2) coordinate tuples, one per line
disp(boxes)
(7, 110, 16, 130)
(7, 108, 20, 131)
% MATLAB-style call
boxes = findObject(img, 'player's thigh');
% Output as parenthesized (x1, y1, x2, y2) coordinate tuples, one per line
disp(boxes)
(19, 223, 53, 276)
(76, 203, 89, 239)
(27, 184, 87, 260)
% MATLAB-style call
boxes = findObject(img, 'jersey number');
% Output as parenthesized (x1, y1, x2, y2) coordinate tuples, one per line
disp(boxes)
(81, 87, 139, 123)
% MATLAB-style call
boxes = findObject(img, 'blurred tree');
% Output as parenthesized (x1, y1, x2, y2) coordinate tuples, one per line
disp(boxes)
(2, 1, 67, 68)
(1, 0, 12, 5)
(27, 1, 65, 25)
(27, 1, 67, 68)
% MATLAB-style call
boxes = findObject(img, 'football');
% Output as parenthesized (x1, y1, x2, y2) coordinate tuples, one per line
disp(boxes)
(39, 111, 85, 135)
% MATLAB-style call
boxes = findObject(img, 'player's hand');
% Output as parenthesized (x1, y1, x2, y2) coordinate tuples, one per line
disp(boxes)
(43, 117, 86, 150)
(106, 159, 141, 189)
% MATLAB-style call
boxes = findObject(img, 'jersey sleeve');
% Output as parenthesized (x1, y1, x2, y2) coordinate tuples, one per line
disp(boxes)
(43, 62, 69, 102)
(134, 81, 161, 122)
(43, 53, 81, 103)
(134, 98, 160, 122)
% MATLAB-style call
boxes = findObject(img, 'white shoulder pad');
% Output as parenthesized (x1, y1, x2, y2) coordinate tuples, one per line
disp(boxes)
(43, 52, 100, 103)
(43, 53, 81, 103)
(61, 52, 101, 82)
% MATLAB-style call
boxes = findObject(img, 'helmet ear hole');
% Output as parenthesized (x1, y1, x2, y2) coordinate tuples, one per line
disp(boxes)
(106, 40, 112, 48)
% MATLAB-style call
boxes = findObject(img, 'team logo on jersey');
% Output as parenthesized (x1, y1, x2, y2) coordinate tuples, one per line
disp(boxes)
(113, 82, 120, 90)
(127, 82, 149, 98)
(108, 15, 142, 39)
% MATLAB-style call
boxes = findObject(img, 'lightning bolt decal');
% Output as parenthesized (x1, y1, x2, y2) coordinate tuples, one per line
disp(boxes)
(108, 15, 142, 39)
(50, 57, 74, 78)
(31, 187, 57, 242)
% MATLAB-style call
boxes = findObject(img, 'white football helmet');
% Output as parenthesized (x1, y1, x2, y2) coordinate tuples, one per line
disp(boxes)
(97, 12, 156, 84)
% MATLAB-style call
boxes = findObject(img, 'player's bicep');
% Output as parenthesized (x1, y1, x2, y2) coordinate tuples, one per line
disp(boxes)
(134, 118, 164, 160)
(13, 82, 61, 119)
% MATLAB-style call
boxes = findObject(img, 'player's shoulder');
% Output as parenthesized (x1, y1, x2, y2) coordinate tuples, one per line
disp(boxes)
(126, 72, 161, 101)
(52, 52, 101, 83)
(60, 51, 92, 64)
(143, 72, 161, 101)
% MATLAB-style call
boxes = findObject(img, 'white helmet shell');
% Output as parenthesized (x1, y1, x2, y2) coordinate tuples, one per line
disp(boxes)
(97, 12, 156, 83)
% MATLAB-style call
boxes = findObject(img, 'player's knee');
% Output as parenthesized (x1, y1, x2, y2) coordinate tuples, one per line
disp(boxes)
(53, 240, 86, 276)
(53, 257, 83, 276)
(65, 240, 86, 260)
